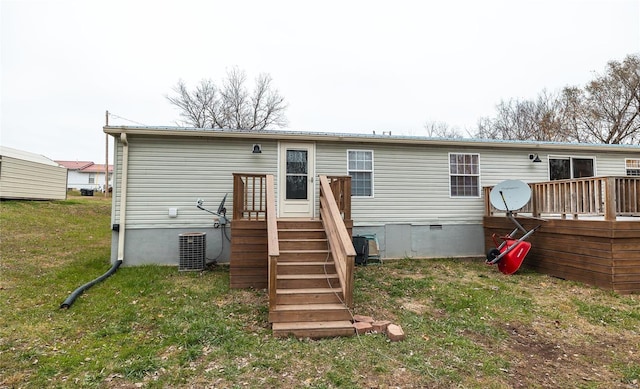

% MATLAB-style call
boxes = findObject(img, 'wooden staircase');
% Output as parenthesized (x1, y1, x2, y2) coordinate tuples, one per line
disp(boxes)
(269, 220, 355, 338)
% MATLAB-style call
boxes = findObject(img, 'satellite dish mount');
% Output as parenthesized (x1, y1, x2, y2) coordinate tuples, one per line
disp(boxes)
(486, 180, 544, 275)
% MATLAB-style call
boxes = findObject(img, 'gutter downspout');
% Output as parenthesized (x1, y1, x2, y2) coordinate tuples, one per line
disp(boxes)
(59, 132, 128, 309)
(117, 133, 129, 262)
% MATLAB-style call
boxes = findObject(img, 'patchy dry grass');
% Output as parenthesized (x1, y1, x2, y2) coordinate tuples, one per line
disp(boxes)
(1, 198, 639, 388)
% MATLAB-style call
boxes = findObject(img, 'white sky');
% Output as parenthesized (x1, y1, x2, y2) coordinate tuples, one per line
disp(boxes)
(1, 0, 639, 164)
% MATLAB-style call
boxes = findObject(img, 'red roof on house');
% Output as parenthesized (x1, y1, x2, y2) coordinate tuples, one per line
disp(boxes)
(54, 161, 113, 172)
(55, 160, 94, 170)
(82, 164, 113, 173)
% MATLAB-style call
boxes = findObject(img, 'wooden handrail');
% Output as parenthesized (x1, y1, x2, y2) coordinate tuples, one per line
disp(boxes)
(484, 176, 640, 220)
(319, 175, 356, 307)
(232, 173, 267, 220)
(266, 174, 279, 310)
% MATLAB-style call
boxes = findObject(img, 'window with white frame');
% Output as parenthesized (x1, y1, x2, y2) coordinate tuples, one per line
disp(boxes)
(88, 173, 95, 184)
(449, 153, 480, 197)
(347, 150, 373, 197)
(626, 159, 640, 176)
(548, 156, 594, 180)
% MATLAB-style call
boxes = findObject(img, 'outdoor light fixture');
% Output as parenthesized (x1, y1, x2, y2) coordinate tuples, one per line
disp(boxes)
(529, 154, 542, 163)
(252, 144, 262, 154)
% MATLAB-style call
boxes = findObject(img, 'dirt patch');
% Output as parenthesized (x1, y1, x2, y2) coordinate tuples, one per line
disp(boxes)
(466, 321, 638, 388)
(401, 299, 427, 314)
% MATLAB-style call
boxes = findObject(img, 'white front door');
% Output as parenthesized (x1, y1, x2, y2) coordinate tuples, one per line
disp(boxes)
(278, 142, 315, 218)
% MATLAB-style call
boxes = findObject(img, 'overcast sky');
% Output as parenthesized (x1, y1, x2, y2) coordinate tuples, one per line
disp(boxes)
(2, 0, 639, 164)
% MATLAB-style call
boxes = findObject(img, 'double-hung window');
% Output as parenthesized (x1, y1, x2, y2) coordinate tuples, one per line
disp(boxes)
(626, 159, 640, 176)
(348, 150, 373, 197)
(449, 153, 480, 197)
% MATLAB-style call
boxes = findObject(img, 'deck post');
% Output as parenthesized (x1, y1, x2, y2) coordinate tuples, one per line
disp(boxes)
(604, 177, 616, 221)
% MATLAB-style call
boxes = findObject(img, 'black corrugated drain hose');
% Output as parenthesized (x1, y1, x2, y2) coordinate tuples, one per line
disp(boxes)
(60, 260, 122, 309)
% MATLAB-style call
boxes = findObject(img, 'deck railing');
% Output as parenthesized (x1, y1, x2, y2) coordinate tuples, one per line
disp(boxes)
(484, 176, 640, 221)
(327, 175, 352, 221)
(232, 173, 267, 220)
(266, 175, 279, 310)
(319, 175, 356, 307)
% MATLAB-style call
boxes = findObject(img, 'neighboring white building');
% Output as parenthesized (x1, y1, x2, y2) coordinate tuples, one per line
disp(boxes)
(55, 160, 113, 191)
(0, 146, 68, 200)
(103, 126, 640, 266)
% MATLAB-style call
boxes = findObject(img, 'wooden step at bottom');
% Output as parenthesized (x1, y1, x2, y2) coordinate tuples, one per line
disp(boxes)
(273, 320, 355, 339)
(277, 274, 340, 288)
(269, 303, 352, 323)
(276, 287, 344, 305)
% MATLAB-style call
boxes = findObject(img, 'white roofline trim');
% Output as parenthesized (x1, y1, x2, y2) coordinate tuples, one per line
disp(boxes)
(103, 125, 640, 153)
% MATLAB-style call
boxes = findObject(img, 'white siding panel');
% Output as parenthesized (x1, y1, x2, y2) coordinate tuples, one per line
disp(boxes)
(114, 136, 277, 229)
(317, 142, 544, 224)
(113, 135, 639, 229)
(0, 157, 67, 200)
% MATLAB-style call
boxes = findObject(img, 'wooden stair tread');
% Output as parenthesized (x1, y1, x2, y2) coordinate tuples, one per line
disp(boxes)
(277, 287, 342, 295)
(272, 320, 353, 330)
(280, 249, 329, 253)
(278, 261, 334, 266)
(278, 238, 327, 242)
(277, 274, 338, 279)
(272, 303, 347, 311)
(278, 228, 324, 232)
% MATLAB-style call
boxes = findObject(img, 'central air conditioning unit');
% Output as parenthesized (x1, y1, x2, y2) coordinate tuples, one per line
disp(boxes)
(178, 232, 206, 271)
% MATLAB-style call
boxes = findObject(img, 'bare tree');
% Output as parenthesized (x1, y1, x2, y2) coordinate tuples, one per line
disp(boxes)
(476, 91, 567, 142)
(423, 121, 463, 138)
(478, 54, 640, 144)
(562, 54, 640, 144)
(167, 67, 288, 130)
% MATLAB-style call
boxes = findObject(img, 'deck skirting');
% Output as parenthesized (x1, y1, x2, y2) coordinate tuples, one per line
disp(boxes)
(483, 217, 640, 294)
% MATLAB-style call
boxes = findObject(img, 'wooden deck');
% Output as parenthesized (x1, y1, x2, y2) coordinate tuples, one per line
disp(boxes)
(483, 176, 640, 294)
(230, 173, 356, 338)
(484, 217, 640, 294)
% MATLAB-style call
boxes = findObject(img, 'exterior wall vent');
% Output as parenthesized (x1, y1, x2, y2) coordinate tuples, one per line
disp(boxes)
(179, 232, 206, 271)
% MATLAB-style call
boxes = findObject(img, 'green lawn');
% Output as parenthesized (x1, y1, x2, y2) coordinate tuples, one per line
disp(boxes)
(1, 197, 639, 388)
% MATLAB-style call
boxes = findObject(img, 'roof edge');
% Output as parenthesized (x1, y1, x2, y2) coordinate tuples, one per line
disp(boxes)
(103, 125, 640, 152)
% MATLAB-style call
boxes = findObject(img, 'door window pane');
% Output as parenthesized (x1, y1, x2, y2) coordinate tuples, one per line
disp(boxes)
(286, 176, 307, 199)
(286, 149, 308, 200)
(572, 158, 594, 178)
(549, 158, 570, 180)
(286, 150, 307, 174)
(549, 157, 594, 180)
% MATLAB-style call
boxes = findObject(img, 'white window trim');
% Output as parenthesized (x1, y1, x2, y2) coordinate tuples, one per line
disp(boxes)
(347, 149, 374, 198)
(448, 152, 481, 198)
(547, 155, 597, 180)
(625, 158, 640, 176)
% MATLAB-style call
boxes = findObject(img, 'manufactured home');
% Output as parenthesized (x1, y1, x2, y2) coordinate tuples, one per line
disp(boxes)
(105, 126, 640, 337)
(104, 126, 639, 266)
(0, 146, 67, 200)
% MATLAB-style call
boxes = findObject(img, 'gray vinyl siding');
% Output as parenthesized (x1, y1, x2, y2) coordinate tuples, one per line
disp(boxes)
(317, 142, 542, 225)
(0, 156, 67, 200)
(114, 135, 278, 229)
(113, 134, 639, 229)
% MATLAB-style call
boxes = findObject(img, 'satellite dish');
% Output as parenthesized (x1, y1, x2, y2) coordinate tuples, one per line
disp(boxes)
(217, 193, 227, 216)
(489, 180, 531, 211)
